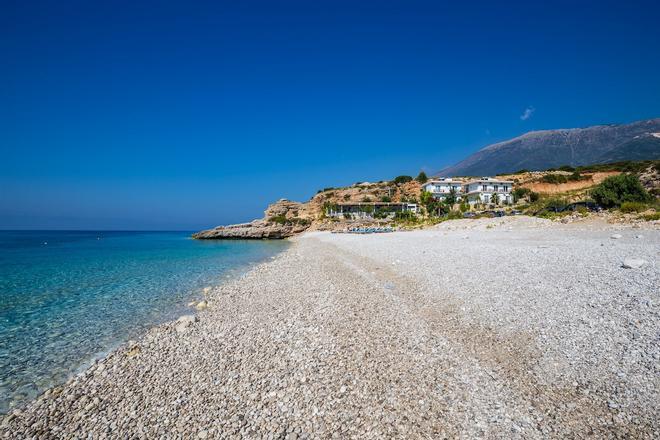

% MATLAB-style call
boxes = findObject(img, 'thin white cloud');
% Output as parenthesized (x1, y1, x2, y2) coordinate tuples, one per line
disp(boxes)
(520, 106, 535, 121)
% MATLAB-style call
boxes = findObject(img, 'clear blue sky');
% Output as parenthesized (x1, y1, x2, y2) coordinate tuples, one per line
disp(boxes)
(2, 0, 659, 230)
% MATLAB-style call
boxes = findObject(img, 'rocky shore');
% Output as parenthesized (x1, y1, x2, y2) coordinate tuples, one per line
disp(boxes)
(193, 199, 312, 240)
(2, 217, 659, 438)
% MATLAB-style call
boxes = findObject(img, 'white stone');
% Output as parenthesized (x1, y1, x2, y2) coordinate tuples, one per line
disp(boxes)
(621, 258, 647, 269)
(175, 315, 198, 333)
(195, 301, 208, 311)
(610, 234, 623, 239)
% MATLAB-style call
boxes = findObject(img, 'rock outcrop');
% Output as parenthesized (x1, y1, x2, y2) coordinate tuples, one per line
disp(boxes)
(192, 199, 312, 240)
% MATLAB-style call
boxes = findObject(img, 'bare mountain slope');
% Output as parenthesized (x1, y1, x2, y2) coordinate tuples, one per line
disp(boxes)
(439, 118, 660, 176)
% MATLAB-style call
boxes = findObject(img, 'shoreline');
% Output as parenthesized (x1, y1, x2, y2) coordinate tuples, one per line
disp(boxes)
(0, 233, 289, 417)
(2, 216, 658, 438)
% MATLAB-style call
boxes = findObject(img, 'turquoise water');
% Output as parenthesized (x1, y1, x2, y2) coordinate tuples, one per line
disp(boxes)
(0, 231, 288, 414)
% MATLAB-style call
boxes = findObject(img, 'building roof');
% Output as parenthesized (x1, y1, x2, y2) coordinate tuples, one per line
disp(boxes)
(423, 180, 463, 186)
(334, 202, 417, 207)
(465, 178, 513, 185)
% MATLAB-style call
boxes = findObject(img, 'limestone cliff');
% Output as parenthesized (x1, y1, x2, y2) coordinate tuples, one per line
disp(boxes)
(192, 199, 312, 239)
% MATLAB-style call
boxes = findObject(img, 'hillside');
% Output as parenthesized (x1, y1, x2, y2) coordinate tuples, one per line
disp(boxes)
(438, 118, 660, 177)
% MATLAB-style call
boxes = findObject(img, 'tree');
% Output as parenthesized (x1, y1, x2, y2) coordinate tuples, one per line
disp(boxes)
(393, 175, 413, 185)
(416, 171, 428, 183)
(445, 187, 457, 206)
(590, 174, 651, 208)
(490, 194, 499, 206)
(420, 190, 441, 216)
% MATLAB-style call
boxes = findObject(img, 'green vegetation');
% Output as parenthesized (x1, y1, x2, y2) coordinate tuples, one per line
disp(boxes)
(541, 170, 587, 184)
(394, 211, 417, 221)
(393, 175, 413, 185)
(542, 174, 568, 184)
(447, 210, 462, 220)
(361, 196, 372, 202)
(321, 201, 338, 213)
(590, 174, 651, 208)
(415, 171, 428, 183)
(512, 187, 539, 202)
(445, 188, 458, 205)
(343, 194, 350, 200)
(574, 160, 659, 174)
(568, 171, 586, 181)
(642, 213, 660, 221)
(619, 201, 648, 213)
(420, 190, 447, 217)
(380, 195, 392, 202)
(269, 216, 311, 226)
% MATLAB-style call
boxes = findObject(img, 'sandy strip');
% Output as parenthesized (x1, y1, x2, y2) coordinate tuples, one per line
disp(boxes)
(1, 217, 659, 439)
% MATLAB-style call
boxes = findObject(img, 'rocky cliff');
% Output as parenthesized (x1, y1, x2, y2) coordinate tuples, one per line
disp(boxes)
(192, 199, 312, 239)
(193, 180, 422, 239)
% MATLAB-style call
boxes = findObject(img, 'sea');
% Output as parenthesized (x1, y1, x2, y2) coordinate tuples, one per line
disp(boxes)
(0, 230, 288, 414)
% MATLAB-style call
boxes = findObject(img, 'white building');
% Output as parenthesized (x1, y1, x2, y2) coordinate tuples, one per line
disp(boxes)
(326, 202, 418, 219)
(421, 178, 464, 202)
(464, 177, 513, 205)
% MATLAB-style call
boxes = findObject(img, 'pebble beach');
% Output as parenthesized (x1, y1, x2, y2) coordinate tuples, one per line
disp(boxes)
(2, 216, 659, 439)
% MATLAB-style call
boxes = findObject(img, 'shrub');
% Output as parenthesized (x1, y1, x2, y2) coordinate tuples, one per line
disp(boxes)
(343, 194, 350, 200)
(395, 211, 417, 221)
(361, 196, 372, 202)
(380, 195, 392, 202)
(576, 206, 589, 216)
(512, 187, 530, 202)
(447, 210, 462, 220)
(619, 201, 648, 213)
(542, 174, 568, 184)
(269, 215, 287, 224)
(529, 191, 540, 202)
(322, 202, 338, 213)
(512, 169, 530, 174)
(393, 175, 413, 185)
(590, 174, 652, 208)
(642, 213, 660, 221)
(543, 197, 567, 212)
(416, 171, 428, 183)
(445, 188, 458, 205)
(291, 217, 311, 226)
(568, 171, 586, 181)
(557, 165, 575, 172)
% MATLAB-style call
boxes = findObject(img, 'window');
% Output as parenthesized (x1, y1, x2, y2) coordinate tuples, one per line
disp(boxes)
(482, 185, 487, 191)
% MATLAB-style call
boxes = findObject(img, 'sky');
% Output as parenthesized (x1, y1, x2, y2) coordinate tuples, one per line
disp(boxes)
(2, 0, 660, 230)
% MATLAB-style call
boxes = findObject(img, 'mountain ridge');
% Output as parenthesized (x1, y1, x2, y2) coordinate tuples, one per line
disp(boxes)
(438, 118, 660, 176)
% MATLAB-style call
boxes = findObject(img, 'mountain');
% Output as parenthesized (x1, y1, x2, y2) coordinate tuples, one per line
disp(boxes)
(438, 118, 660, 177)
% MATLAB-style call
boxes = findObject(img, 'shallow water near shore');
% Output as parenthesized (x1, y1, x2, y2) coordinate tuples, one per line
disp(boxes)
(0, 230, 288, 414)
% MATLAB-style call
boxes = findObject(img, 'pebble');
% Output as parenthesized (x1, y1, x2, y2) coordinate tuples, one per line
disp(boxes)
(621, 258, 647, 269)
(1, 216, 658, 439)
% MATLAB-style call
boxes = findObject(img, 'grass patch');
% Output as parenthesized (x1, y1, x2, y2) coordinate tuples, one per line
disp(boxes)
(641, 213, 660, 221)
(619, 201, 648, 213)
